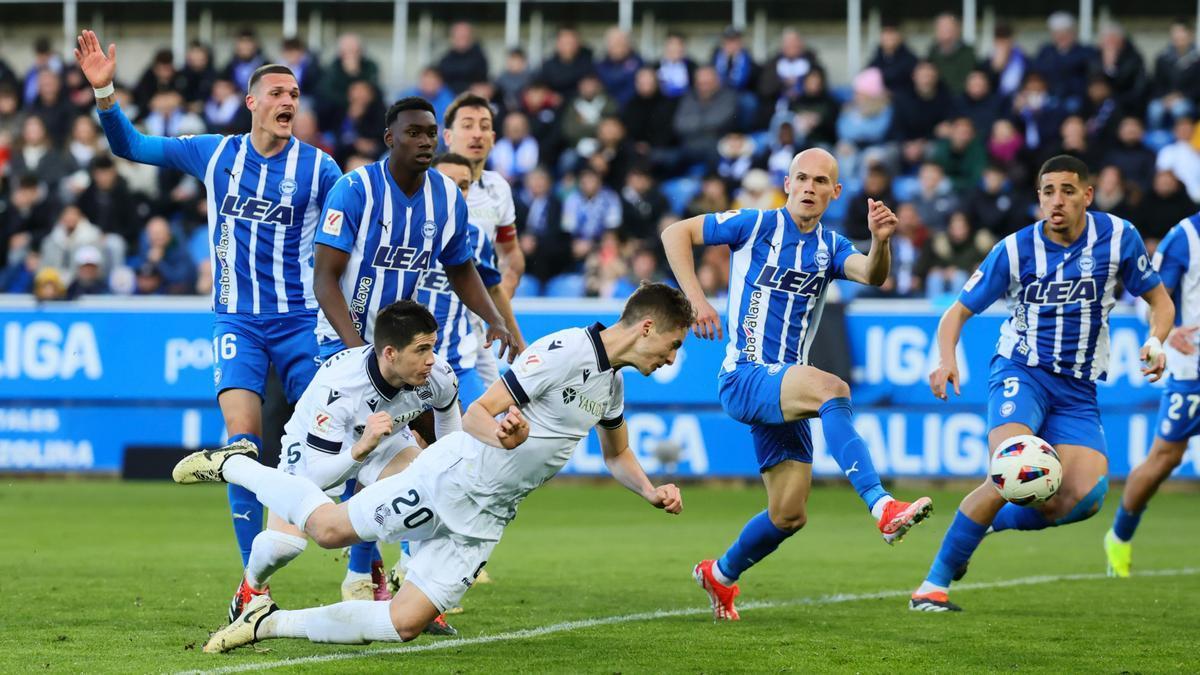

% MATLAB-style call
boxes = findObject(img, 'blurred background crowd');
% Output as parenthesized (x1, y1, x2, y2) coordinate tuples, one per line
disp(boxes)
(1, 11, 1198, 303)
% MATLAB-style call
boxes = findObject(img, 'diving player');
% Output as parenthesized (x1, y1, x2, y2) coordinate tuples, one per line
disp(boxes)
(1105, 211, 1200, 576)
(76, 30, 342, 599)
(913, 155, 1174, 611)
(173, 282, 691, 652)
(661, 148, 934, 621)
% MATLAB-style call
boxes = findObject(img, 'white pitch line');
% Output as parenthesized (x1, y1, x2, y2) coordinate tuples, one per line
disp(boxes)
(177, 567, 1200, 675)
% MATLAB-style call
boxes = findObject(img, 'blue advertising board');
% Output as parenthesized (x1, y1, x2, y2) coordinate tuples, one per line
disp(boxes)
(0, 297, 1195, 478)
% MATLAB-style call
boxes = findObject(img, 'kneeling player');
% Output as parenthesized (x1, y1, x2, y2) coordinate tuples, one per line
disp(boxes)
(225, 300, 462, 632)
(913, 155, 1174, 611)
(174, 282, 689, 652)
(1105, 212, 1200, 576)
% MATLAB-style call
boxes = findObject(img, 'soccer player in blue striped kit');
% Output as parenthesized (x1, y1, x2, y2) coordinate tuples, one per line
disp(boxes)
(1104, 210, 1200, 577)
(76, 30, 342, 619)
(663, 148, 935, 621)
(913, 155, 1175, 611)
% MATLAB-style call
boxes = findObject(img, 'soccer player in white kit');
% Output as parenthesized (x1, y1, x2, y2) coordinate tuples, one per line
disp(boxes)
(174, 282, 691, 652)
(223, 300, 462, 619)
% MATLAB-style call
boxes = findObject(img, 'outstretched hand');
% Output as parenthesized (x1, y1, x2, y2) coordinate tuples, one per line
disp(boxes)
(866, 198, 898, 242)
(74, 30, 117, 89)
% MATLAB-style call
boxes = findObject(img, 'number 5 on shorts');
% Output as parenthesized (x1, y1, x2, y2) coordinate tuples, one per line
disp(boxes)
(213, 334, 238, 362)
(1003, 377, 1020, 398)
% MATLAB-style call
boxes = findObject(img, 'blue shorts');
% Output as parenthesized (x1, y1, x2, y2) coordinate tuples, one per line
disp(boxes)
(986, 355, 1106, 454)
(718, 362, 813, 472)
(455, 366, 487, 407)
(1154, 377, 1200, 442)
(317, 337, 348, 363)
(212, 312, 319, 404)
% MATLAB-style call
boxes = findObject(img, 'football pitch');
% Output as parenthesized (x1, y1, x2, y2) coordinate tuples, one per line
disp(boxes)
(2, 480, 1197, 673)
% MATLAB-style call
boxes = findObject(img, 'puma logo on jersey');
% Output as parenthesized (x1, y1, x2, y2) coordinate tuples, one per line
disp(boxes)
(755, 264, 823, 296)
(219, 195, 294, 226)
(372, 245, 433, 271)
(1023, 278, 1098, 305)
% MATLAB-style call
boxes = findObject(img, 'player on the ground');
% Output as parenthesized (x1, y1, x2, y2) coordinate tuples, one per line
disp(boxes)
(312, 96, 516, 604)
(441, 92, 528, 387)
(76, 30, 342, 602)
(912, 155, 1174, 612)
(1105, 212, 1200, 577)
(661, 148, 934, 621)
(173, 282, 689, 652)
(226, 300, 462, 631)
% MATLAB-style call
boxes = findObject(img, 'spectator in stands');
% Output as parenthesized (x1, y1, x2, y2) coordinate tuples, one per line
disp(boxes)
(223, 28, 265, 93)
(931, 116, 986, 194)
(2, 173, 56, 261)
(438, 22, 489, 94)
(401, 67, 454, 127)
(496, 48, 532, 113)
(835, 67, 892, 160)
(759, 28, 822, 109)
(1156, 116, 1200, 202)
(0, 55, 17, 92)
(1103, 116, 1156, 191)
(596, 27, 643, 106)
(541, 26, 595, 98)
(984, 22, 1027, 100)
(762, 121, 797, 184)
(516, 166, 569, 286)
(871, 201, 922, 297)
(732, 168, 785, 211)
(40, 204, 106, 276)
(492, 110, 539, 184)
(927, 13, 975, 94)
(1083, 75, 1123, 145)
(843, 163, 895, 245)
(957, 69, 1004, 143)
(22, 37, 62, 106)
(0, 84, 21, 139)
(716, 132, 757, 185)
(133, 49, 184, 121)
(321, 34, 380, 111)
(0, 248, 41, 293)
(969, 164, 1027, 237)
(782, 68, 839, 147)
(1043, 115, 1102, 172)
(76, 155, 146, 251)
(609, 245, 662, 300)
(67, 114, 105, 168)
(913, 162, 960, 232)
(61, 66, 94, 111)
(686, 175, 730, 218)
(1012, 71, 1066, 156)
(1148, 18, 1200, 131)
(583, 229, 625, 297)
(562, 166, 621, 255)
(279, 38, 322, 94)
(892, 61, 954, 168)
(181, 41, 216, 107)
(1034, 15, 1094, 109)
(204, 78, 247, 134)
(66, 244, 110, 298)
(916, 210, 989, 299)
(1092, 165, 1136, 220)
(30, 68, 75, 143)
(10, 116, 75, 192)
(144, 90, 205, 139)
(713, 26, 758, 128)
(131, 216, 195, 294)
(869, 20, 919, 95)
(334, 80, 386, 164)
(673, 66, 737, 167)
(32, 266, 66, 302)
(619, 165, 669, 242)
(656, 32, 695, 99)
(588, 115, 634, 189)
(561, 72, 617, 154)
(1091, 23, 1148, 116)
(1135, 170, 1197, 241)
(519, 79, 563, 157)
(623, 66, 677, 158)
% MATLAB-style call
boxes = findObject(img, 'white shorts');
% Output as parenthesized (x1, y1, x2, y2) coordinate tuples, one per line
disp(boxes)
(281, 427, 418, 496)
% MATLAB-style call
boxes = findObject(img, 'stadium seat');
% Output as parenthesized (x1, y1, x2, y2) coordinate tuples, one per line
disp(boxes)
(661, 178, 701, 215)
(543, 273, 586, 297)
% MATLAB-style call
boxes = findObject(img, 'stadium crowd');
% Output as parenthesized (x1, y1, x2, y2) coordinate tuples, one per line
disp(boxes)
(1, 12, 1199, 302)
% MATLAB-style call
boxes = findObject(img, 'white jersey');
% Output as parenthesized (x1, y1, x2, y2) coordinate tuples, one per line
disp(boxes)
(1154, 214, 1200, 380)
(467, 169, 517, 242)
(403, 322, 625, 539)
(282, 345, 459, 489)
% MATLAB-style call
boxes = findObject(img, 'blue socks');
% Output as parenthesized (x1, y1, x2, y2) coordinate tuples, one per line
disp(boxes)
(717, 510, 795, 582)
(990, 503, 1052, 532)
(348, 541, 381, 574)
(226, 433, 265, 567)
(926, 510, 988, 587)
(1112, 504, 1142, 542)
(818, 397, 889, 511)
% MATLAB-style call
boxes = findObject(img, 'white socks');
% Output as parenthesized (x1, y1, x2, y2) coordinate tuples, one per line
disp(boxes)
(711, 562, 736, 587)
(870, 496, 895, 521)
(222, 455, 332, 530)
(261, 600, 403, 643)
(246, 530, 307, 589)
(916, 580, 948, 595)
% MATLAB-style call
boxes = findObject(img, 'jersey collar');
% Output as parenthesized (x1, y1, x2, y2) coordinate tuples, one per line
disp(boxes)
(365, 350, 401, 400)
(585, 322, 613, 372)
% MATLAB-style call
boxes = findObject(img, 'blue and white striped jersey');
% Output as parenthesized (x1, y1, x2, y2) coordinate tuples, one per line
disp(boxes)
(313, 161, 472, 343)
(99, 104, 342, 314)
(960, 211, 1162, 381)
(706, 208, 859, 372)
(1154, 213, 1200, 381)
(415, 222, 502, 371)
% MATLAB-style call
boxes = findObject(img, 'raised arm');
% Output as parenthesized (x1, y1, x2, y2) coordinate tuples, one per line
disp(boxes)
(661, 215, 722, 340)
(596, 421, 682, 514)
(929, 301, 974, 401)
(842, 198, 896, 286)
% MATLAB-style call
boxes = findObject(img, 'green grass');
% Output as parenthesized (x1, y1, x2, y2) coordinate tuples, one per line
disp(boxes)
(0, 480, 1197, 673)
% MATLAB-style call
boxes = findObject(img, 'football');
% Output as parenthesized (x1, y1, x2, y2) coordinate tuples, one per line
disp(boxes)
(989, 435, 1063, 505)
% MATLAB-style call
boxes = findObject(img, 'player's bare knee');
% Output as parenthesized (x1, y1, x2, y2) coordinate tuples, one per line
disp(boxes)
(820, 374, 851, 402)
(768, 508, 807, 532)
